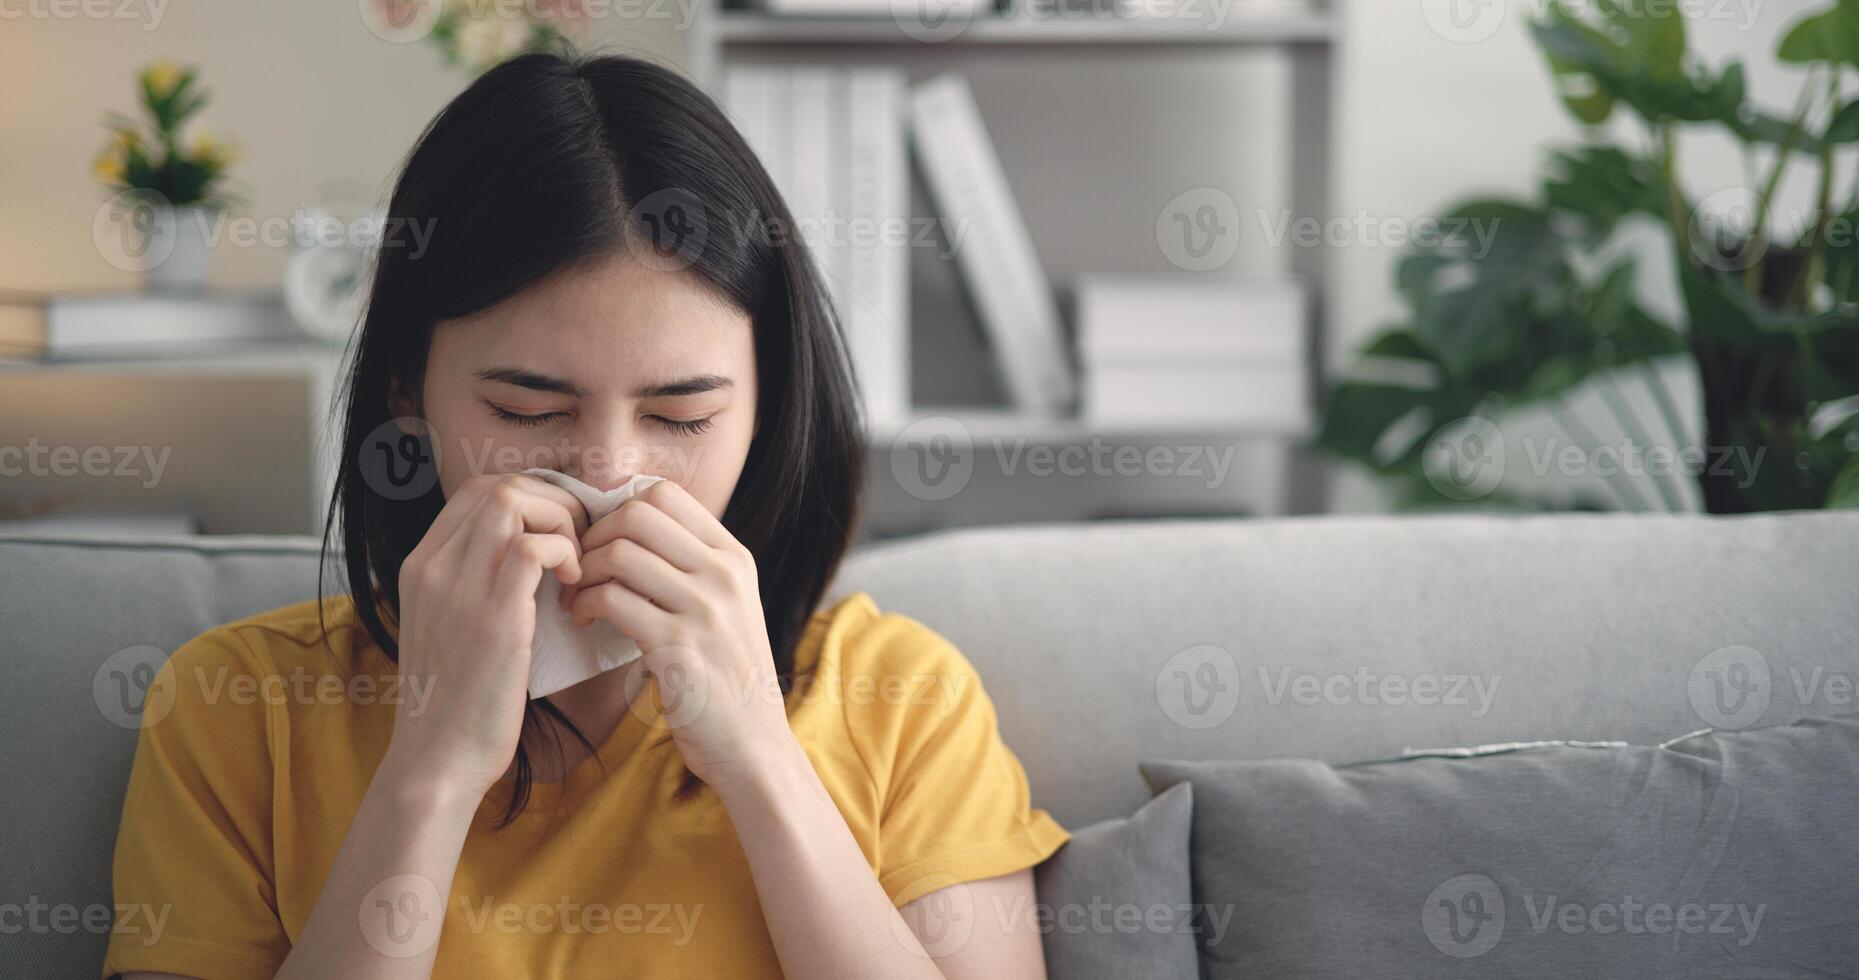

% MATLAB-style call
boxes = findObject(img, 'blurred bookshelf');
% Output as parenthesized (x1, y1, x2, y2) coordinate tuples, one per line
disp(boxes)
(695, 0, 1341, 540)
(703, 8, 1337, 48)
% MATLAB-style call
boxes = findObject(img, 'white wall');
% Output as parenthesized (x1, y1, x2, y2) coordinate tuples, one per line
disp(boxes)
(0, 1, 689, 291)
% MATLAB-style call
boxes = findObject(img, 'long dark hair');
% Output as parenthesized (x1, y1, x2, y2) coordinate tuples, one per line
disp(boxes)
(319, 47, 867, 824)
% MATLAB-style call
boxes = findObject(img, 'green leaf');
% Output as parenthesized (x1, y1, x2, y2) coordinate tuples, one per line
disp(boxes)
(1360, 329, 1442, 363)
(1395, 254, 1454, 305)
(1732, 110, 1828, 154)
(1315, 383, 1444, 463)
(1799, 321, 1859, 402)
(1825, 209, 1859, 302)
(1543, 145, 1663, 240)
(1679, 262, 1796, 348)
(1532, 15, 1621, 124)
(1778, 0, 1859, 66)
(1829, 457, 1859, 508)
(1829, 98, 1859, 143)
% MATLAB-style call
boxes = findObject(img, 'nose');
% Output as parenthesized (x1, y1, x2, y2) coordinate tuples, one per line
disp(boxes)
(564, 415, 647, 492)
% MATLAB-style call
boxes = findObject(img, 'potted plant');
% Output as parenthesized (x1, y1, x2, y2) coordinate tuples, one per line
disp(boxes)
(93, 62, 239, 293)
(1317, 0, 1859, 513)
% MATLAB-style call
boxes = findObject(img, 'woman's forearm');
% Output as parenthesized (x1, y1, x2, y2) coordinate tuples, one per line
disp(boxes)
(711, 736, 947, 980)
(273, 751, 481, 980)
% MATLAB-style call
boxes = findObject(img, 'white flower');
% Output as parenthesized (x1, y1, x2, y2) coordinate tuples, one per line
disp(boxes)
(454, 13, 532, 70)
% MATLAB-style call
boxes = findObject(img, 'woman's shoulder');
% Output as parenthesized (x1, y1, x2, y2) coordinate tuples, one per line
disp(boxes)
(168, 594, 377, 679)
(790, 591, 993, 775)
(796, 591, 978, 686)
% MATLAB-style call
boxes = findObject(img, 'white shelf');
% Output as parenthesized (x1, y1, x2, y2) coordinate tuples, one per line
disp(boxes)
(0, 338, 352, 536)
(713, 10, 1337, 47)
(868, 408, 1308, 445)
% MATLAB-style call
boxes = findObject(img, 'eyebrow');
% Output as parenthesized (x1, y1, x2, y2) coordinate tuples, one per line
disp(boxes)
(473, 367, 734, 400)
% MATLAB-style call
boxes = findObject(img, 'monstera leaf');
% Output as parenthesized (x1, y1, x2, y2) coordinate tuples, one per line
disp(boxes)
(1778, 0, 1859, 66)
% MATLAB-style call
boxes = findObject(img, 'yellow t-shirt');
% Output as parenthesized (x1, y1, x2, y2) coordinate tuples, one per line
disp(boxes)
(102, 591, 1068, 979)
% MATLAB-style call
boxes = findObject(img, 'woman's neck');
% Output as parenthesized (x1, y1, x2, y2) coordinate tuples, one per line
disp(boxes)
(513, 659, 644, 783)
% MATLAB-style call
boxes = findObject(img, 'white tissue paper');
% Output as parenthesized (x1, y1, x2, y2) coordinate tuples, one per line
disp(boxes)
(518, 468, 666, 699)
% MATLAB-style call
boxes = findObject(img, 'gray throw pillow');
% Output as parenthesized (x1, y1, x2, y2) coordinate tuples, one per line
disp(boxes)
(1143, 713, 1859, 979)
(1034, 781, 1201, 980)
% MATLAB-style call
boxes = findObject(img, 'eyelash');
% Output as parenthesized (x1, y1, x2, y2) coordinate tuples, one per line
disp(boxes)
(488, 404, 715, 436)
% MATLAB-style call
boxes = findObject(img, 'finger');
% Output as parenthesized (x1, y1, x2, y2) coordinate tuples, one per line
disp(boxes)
(568, 581, 674, 644)
(580, 495, 712, 574)
(430, 473, 586, 575)
(416, 471, 502, 560)
(492, 531, 583, 605)
(636, 480, 737, 552)
(577, 538, 702, 614)
(459, 477, 589, 586)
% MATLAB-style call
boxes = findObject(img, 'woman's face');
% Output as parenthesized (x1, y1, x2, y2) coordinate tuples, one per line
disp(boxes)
(403, 252, 758, 519)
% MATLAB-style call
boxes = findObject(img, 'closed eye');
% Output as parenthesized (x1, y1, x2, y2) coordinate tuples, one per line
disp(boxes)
(489, 404, 567, 428)
(652, 415, 716, 436)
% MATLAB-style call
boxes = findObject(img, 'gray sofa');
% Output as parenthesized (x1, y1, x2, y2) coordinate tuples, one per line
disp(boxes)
(5, 513, 1858, 977)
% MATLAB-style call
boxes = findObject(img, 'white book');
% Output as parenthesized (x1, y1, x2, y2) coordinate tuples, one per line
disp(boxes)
(786, 68, 836, 303)
(761, 0, 986, 16)
(724, 67, 771, 172)
(0, 512, 200, 538)
(826, 73, 854, 344)
(1075, 275, 1306, 366)
(762, 0, 899, 12)
(910, 73, 1075, 415)
(722, 67, 790, 226)
(1083, 363, 1310, 432)
(0, 290, 298, 358)
(841, 68, 912, 430)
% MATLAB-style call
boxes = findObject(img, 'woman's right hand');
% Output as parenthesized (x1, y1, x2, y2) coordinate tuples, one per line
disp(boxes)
(380, 472, 589, 802)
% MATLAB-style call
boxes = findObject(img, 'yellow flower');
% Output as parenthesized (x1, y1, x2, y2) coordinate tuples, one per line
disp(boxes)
(142, 61, 184, 97)
(189, 131, 236, 170)
(93, 129, 136, 184)
(92, 148, 125, 184)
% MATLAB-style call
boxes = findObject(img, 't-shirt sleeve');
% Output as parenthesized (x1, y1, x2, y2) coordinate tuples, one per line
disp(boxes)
(845, 612, 1070, 908)
(102, 625, 291, 980)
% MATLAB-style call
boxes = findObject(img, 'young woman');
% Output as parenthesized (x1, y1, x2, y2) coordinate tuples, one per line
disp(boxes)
(104, 50, 1068, 979)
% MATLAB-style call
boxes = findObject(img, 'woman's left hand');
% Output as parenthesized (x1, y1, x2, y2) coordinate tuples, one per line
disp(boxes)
(562, 479, 792, 786)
